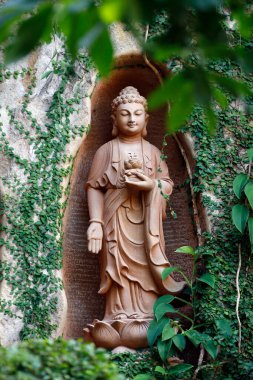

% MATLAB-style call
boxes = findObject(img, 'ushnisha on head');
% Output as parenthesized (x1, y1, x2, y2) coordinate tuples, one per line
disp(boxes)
(111, 86, 149, 137)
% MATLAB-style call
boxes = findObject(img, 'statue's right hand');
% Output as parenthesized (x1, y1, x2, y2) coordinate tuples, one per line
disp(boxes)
(87, 222, 103, 254)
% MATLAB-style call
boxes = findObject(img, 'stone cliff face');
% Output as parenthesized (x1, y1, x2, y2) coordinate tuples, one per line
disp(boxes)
(0, 25, 199, 344)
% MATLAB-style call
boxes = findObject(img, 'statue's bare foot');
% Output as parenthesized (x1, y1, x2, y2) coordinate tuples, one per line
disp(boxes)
(112, 313, 128, 320)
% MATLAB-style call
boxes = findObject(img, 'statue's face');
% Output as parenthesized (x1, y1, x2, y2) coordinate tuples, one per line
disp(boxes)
(114, 102, 148, 137)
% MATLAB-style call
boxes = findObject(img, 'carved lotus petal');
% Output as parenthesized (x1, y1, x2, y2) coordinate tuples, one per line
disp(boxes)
(90, 321, 121, 349)
(121, 320, 149, 348)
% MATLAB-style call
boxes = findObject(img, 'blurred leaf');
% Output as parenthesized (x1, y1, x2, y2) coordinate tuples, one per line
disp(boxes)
(232, 10, 253, 38)
(162, 324, 176, 341)
(89, 24, 113, 76)
(155, 366, 167, 375)
(215, 319, 233, 338)
(211, 73, 251, 97)
(197, 273, 216, 288)
(175, 246, 195, 255)
(233, 173, 249, 199)
(247, 148, 253, 162)
(172, 334, 186, 351)
(5, 3, 53, 62)
(248, 217, 253, 252)
(168, 80, 194, 133)
(162, 266, 180, 281)
(98, 0, 126, 23)
(245, 181, 253, 209)
(153, 295, 174, 312)
(155, 303, 176, 321)
(147, 317, 168, 346)
(232, 204, 249, 233)
(204, 106, 217, 134)
(157, 338, 172, 361)
(212, 87, 228, 108)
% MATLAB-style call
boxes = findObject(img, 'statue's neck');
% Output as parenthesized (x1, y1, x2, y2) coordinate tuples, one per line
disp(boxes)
(118, 135, 142, 144)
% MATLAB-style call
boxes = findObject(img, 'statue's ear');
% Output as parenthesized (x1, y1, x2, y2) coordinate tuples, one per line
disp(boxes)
(111, 114, 118, 136)
(142, 113, 149, 137)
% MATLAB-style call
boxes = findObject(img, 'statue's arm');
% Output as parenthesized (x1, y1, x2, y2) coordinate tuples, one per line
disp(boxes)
(87, 187, 104, 254)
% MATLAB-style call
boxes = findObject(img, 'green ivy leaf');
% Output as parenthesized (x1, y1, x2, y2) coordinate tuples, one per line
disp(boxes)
(197, 273, 216, 288)
(244, 181, 253, 209)
(172, 334, 186, 351)
(155, 303, 176, 321)
(175, 246, 195, 255)
(232, 204, 249, 233)
(162, 266, 180, 281)
(153, 294, 175, 312)
(233, 173, 249, 199)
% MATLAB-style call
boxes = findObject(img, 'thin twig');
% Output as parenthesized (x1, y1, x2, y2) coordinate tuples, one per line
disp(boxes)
(192, 344, 205, 380)
(236, 243, 242, 353)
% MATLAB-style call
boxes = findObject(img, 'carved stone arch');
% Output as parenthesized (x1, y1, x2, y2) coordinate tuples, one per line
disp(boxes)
(63, 54, 205, 339)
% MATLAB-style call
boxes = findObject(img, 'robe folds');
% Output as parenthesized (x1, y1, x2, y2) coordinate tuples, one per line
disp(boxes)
(87, 137, 185, 320)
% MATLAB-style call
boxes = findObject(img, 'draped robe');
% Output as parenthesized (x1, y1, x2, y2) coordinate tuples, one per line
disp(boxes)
(87, 137, 185, 321)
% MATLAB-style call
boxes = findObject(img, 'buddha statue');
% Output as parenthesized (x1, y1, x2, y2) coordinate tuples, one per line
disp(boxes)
(84, 86, 185, 349)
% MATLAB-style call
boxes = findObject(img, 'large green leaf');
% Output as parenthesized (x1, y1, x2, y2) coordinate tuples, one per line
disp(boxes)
(247, 148, 253, 162)
(155, 303, 176, 321)
(133, 375, 153, 380)
(162, 266, 180, 281)
(233, 173, 249, 199)
(162, 324, 176, 341)
(248, 217, 253, 252)
(197, 273, 216, 288)
(166, 363, 193, 376)
(147, 317, 168, 347)
(172, 334, 186, 351)
(215, 319, 233, 338)
(88, 23, 113, 76)
(202, 340, 219, 359)
(185, 329, 203, 347)
(175, 246, 195, 255)
(157, 337, 172, 361)
(153, 295, 174, 312)
(245, 181, 253, 209)
(232, 204, 249, 233)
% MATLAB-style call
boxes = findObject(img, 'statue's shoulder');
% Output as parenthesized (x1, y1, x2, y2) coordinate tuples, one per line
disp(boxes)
(94, 140, 113, 154)
(142, 139, 162, 156)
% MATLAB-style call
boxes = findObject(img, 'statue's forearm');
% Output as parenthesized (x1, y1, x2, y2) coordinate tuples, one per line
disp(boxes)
(87, 187, 104, 221)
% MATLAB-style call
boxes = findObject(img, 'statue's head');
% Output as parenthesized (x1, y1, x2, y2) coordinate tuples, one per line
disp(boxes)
(111, 86, 149, 137)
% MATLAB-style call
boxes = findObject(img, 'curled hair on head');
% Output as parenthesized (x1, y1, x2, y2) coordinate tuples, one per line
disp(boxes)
(111, 86, 148, 113)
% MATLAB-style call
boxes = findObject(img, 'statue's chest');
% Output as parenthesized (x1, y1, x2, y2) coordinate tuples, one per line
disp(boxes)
(119, 143, 143, 169)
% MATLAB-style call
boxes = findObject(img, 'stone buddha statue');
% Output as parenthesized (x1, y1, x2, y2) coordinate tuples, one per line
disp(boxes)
(84, 86, 185, 349)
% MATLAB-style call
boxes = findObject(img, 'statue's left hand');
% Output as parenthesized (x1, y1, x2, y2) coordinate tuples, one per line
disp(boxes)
(124, 170, 155, 191)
